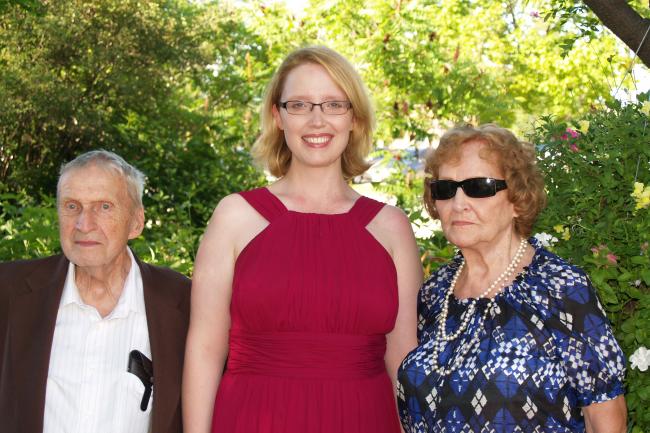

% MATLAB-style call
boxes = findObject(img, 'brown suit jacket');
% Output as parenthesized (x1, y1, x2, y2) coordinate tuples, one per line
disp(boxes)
(0, 253, 191, 433)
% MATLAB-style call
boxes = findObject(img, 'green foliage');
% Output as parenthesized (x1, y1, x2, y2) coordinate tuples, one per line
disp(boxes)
(295, 0, 629, 135)
(0, 0, 266, 218)
(0, 0, 267, 272)
(368, 148, 457, 276)
(0, 188, 59, 259)
(1, 0, 649, 426)
(543, 0, 650, 55)
(375, 96, 650, 428)
(0, 0, 43, 14)
(1, 0, 203, 191)
(1, 0, 635, 231)
(529, 96, 650, 429)
(0, 186, 202, 276)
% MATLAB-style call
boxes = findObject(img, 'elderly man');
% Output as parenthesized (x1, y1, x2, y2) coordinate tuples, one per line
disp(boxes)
(0, 150, 190, 433)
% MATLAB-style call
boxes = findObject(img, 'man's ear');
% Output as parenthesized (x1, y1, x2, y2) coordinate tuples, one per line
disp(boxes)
(129, 207, 145, 240)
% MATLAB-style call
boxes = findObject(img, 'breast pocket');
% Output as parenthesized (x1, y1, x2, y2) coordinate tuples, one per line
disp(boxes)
(116, 371, 154, 432)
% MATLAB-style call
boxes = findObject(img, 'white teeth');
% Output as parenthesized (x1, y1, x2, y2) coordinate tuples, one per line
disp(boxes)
(303, 136, 330, 144)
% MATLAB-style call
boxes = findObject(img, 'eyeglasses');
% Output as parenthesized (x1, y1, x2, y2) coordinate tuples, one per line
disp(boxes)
(429, 177, 507, 200)
(279, 100, 353, 115)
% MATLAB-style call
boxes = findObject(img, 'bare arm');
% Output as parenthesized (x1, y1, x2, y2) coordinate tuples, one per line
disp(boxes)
(182, 195, 259, 433)
(368, 206, 423, 389)
(583, 395, 627, 433)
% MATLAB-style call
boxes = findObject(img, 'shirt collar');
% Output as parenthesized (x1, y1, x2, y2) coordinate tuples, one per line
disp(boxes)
(60, 248, 145, 319)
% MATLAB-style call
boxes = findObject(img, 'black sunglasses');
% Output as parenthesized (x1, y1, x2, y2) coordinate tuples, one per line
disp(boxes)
(430, 177, 507, 200)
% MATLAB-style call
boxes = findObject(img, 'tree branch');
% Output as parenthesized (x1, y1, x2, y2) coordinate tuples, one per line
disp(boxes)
(583, 0, 650, 67)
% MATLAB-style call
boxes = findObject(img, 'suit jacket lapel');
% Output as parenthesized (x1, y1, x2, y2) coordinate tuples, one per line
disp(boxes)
(9, 255, 68, 433)
(139, 257, 187, 433)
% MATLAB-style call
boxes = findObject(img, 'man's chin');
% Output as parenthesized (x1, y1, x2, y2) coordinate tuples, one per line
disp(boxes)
(66, 252, 107, 270)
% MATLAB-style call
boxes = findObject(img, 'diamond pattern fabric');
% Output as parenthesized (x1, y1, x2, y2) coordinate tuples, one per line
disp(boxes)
(397, 238, 625, 432)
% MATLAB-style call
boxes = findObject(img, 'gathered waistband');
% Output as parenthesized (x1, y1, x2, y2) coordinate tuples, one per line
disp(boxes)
(226, 329, 387, 379)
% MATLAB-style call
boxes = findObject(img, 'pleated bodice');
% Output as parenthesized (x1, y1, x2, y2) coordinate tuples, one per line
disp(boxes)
(211, 187, 401, 433)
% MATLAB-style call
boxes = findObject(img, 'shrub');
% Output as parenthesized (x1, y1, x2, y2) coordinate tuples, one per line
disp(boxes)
(0, 188, 60, 260)
(380, 95, 650, 429)
(529, 95, 650, 430)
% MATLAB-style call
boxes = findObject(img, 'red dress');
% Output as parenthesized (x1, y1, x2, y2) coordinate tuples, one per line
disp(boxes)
(211, 187, 401, 433)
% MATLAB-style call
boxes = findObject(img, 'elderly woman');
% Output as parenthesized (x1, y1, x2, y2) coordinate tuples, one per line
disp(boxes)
(397, 124, 626, 432)
(183, 46, 422, 433)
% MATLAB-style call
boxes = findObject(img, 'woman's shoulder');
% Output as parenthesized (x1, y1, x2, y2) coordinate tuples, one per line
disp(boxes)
(199, 191, 272, 260)
(370, 203, 411, 230)
(365, 202, 417, 252)
(524, 239, 593, 301)
(511, 236, 595, 310)
(206, 191, 269, 236)
(212, 192, 257, 218)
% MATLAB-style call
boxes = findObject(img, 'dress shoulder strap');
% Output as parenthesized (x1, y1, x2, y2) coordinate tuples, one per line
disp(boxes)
(349, 196, 386, 227)
(238, 188, 287, 222)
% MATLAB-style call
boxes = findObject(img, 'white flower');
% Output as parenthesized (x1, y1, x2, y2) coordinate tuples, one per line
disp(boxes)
(533, 232, 558, 247)
(411, 218, 441, 239)
(630, 346, 650, 372)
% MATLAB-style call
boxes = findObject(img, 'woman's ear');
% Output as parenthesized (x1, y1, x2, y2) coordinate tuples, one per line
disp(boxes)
(272, 104, 284, 130)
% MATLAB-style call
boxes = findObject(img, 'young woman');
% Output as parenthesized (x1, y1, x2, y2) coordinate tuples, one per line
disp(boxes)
(183, 46, 423, 433)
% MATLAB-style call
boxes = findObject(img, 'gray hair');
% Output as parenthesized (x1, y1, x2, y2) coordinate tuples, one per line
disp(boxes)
(57, 150, 146, 208)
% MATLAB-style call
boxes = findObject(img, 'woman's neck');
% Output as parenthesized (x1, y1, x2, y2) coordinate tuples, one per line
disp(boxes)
(455, 235, 530, 299)
(271, 166, 358, 213)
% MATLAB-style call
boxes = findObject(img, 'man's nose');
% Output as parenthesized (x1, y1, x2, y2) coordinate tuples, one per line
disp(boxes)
(75, 208, 97, 232)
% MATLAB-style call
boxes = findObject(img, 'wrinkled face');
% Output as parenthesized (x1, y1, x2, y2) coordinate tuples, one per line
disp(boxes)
(57, 164, 144, 272)
(272, 62, 354, 173)
(435, 140, 517, 250)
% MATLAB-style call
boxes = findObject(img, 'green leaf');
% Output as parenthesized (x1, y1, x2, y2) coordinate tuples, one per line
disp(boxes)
(631, 256, 649, 265)
(642, 270, 650, 286)
(617, 271, 633, 282)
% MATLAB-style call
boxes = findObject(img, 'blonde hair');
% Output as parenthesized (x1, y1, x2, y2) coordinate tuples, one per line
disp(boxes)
(423, 124, 546, 237)
(252, 46, 375, 179)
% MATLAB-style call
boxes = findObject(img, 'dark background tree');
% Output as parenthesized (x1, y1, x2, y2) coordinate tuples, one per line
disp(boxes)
(585, 0, 650, 67)
(547, 0, 650, 67)
(0, 0, 265, 218)
(0, 0, 42, 14)
(0, 0, 267, 271)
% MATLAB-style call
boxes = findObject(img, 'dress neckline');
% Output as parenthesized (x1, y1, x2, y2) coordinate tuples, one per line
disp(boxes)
(263, 187, 365, 216)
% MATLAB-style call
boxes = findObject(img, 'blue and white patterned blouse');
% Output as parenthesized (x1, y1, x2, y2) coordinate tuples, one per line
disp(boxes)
(397, 238, 626, 433)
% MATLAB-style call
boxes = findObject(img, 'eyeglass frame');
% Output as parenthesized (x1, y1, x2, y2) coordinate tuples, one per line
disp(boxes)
(429, 177, 508, 200)
(279, 100, 353, 115)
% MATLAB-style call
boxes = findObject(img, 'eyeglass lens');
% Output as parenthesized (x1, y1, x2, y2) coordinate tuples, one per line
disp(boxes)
(430, 177, 507, 200)
(281, 100, 351, 115)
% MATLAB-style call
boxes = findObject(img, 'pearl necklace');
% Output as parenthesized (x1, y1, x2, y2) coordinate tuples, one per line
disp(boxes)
(430, 238, 528, 376)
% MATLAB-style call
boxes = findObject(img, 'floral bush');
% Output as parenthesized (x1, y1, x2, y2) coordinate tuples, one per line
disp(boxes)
(380, 96, 650, 429)
(530, 95, 650, 431)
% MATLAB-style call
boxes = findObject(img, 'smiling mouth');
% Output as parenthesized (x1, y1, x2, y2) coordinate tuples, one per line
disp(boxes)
(452, 221, 474, 226)
(303, 135, 332, 147)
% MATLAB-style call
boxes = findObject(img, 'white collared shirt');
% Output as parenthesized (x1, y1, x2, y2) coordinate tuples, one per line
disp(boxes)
(43, 248, 153, 433)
